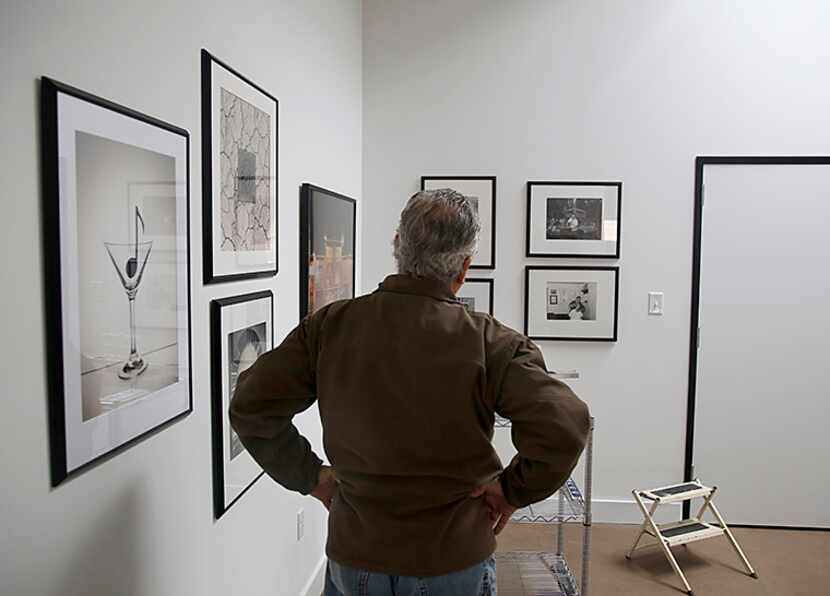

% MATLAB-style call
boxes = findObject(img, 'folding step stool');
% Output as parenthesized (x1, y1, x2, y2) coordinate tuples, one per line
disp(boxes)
(626, 480, 758, 595)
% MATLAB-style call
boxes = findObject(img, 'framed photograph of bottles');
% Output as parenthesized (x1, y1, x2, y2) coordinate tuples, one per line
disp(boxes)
(41, 77, 192, 486)
(299, 183, 357, 318)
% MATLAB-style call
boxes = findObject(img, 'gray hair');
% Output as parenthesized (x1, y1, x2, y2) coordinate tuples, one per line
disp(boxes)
(393, 188, 480, 284)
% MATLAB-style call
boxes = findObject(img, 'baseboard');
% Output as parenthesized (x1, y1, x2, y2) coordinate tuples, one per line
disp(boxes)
(300, 555, 327, 596)
(590, 498, 682, 525)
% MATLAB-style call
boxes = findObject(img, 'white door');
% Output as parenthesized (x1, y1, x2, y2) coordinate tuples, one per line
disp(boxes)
(693, 161, 830, 528)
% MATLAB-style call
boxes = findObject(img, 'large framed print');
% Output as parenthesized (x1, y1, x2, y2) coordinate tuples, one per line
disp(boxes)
(300, 183, 356, 318)
(41, 77, 192, 486)
(526, 181, 621, 258)
(524, 266, 619, 341)
(202, 49, 278, 283)
(457, 278, 494, 315)
(210, 291, 273, 518)
(421, 176, 496, 269)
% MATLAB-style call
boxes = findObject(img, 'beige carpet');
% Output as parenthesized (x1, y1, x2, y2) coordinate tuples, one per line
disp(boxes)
(496, 522, 830, 596)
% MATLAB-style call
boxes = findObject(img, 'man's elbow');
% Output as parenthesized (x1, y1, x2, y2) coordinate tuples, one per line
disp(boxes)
(571, 396, 591, 451)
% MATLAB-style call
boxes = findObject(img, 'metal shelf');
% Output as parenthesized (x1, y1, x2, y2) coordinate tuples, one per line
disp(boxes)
(498, 416, 595, 596)
(512, 479, 585, 524)
(496, 552, 579, 596)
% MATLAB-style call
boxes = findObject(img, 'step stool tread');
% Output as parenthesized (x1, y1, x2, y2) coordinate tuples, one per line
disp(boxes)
(653, 483, 702, 497)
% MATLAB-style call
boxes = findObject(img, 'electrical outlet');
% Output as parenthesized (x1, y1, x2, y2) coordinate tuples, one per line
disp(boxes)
(296, 508, 305, 541)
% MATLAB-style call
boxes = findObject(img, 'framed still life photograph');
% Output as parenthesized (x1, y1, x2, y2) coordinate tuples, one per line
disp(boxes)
(300, 183, 357, 318)
(421, 176, 496, 269)
(210, 290, 273, 518)
(457, 278, 494, 315)
(526, 181, 622, 258)
(202, 49, 278, 283)
(41, 77, 192, 486)
(524, 266, 619, 341)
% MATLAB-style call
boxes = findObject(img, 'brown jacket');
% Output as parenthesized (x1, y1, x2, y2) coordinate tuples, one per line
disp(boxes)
(229, 274, 590, 576)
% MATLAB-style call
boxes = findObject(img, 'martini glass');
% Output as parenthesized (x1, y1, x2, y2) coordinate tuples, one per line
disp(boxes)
(104, 240, 153, 379)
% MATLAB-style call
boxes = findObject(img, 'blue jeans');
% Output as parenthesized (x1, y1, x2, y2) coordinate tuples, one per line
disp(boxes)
(324, 555, 497, 596)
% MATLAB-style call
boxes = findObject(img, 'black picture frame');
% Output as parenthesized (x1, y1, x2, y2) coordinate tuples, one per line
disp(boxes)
(524, 265, 619, 342)
(299, 183, 357, 319)
(526, 181, 622, 259)
(41, 77, 193, 486)
(201, 49, 279, 284)
(421, 176, 497, 269)
(458, 277, 494, 315)
(210, 290, 274, 519)
(683, 155, 830, 526)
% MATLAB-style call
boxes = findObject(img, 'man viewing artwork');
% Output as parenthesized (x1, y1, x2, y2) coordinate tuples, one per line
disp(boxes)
(230, 189, 590, 595)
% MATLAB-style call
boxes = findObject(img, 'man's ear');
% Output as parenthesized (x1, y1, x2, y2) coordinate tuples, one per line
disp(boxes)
(456, 255, 473, 285)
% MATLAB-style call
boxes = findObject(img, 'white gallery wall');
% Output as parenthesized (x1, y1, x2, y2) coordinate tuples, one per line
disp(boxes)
(362, 0, 830, 522)
(0, 1, 362, 595)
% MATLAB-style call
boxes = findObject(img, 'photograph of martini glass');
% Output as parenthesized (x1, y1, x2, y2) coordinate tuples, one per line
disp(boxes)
(76, 131, 180, 421)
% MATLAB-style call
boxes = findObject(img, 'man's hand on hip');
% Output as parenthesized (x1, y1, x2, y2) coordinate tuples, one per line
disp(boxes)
(310, 465, 338, 510)
(471, 477, 516, 535)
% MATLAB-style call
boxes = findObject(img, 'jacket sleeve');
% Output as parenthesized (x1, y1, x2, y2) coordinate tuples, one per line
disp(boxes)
(229, 315, 324, 495)
(495, 337, 590, 508)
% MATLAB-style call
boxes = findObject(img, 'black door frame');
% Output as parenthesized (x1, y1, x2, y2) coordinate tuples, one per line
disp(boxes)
(684, 155, 830, 527)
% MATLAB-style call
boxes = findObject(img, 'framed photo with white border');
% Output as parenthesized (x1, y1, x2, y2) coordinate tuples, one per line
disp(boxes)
(210, 290, 273, 518)
(524, 266, 619, 341)
(201, 49, 278, 283)
(526, 181, 621, 258)
(457, 278, 494, 315)
(421, 176, 496, 269)
(41, 77, 192, 486)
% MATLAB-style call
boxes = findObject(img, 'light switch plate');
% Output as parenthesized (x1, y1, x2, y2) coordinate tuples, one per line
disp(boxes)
(297, 508, 305, 541)
(648, 292, 664, 315)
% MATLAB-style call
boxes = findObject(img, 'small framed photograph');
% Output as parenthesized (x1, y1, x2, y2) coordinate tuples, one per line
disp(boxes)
(41, 77, 192, 486)
(524, 266, 619, 341)
(526, 181, 621, 258)
(300, 184, 357, 318)
(210, 290, 274, 518)
(457, 278, 494, 315)
(202, 49, 278, 283)
(421, 176, 496, 269)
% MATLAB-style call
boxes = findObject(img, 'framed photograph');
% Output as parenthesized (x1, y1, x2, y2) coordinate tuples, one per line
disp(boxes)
(526, 181, 621, 258)
(421, 176, 496, 269)
(300, 183, 356, 318)
(202, 49, 278, 283)
(210, 291, 273, 518)
(524, 266, 619, 341)
(457, 278, 494, 315)
(41, 77, 192, 486)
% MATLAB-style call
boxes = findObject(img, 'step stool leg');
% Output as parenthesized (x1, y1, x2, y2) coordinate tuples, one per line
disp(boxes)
(626, 529, 645, 559)
(632, 491, 694, 594)
(707, 501, 758, 578)
(626, 495, 659, 559)
(658, 538, 694, 595)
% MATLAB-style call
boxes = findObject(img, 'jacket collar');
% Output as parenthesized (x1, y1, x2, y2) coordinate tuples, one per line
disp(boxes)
(378, 274, 458, 303)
